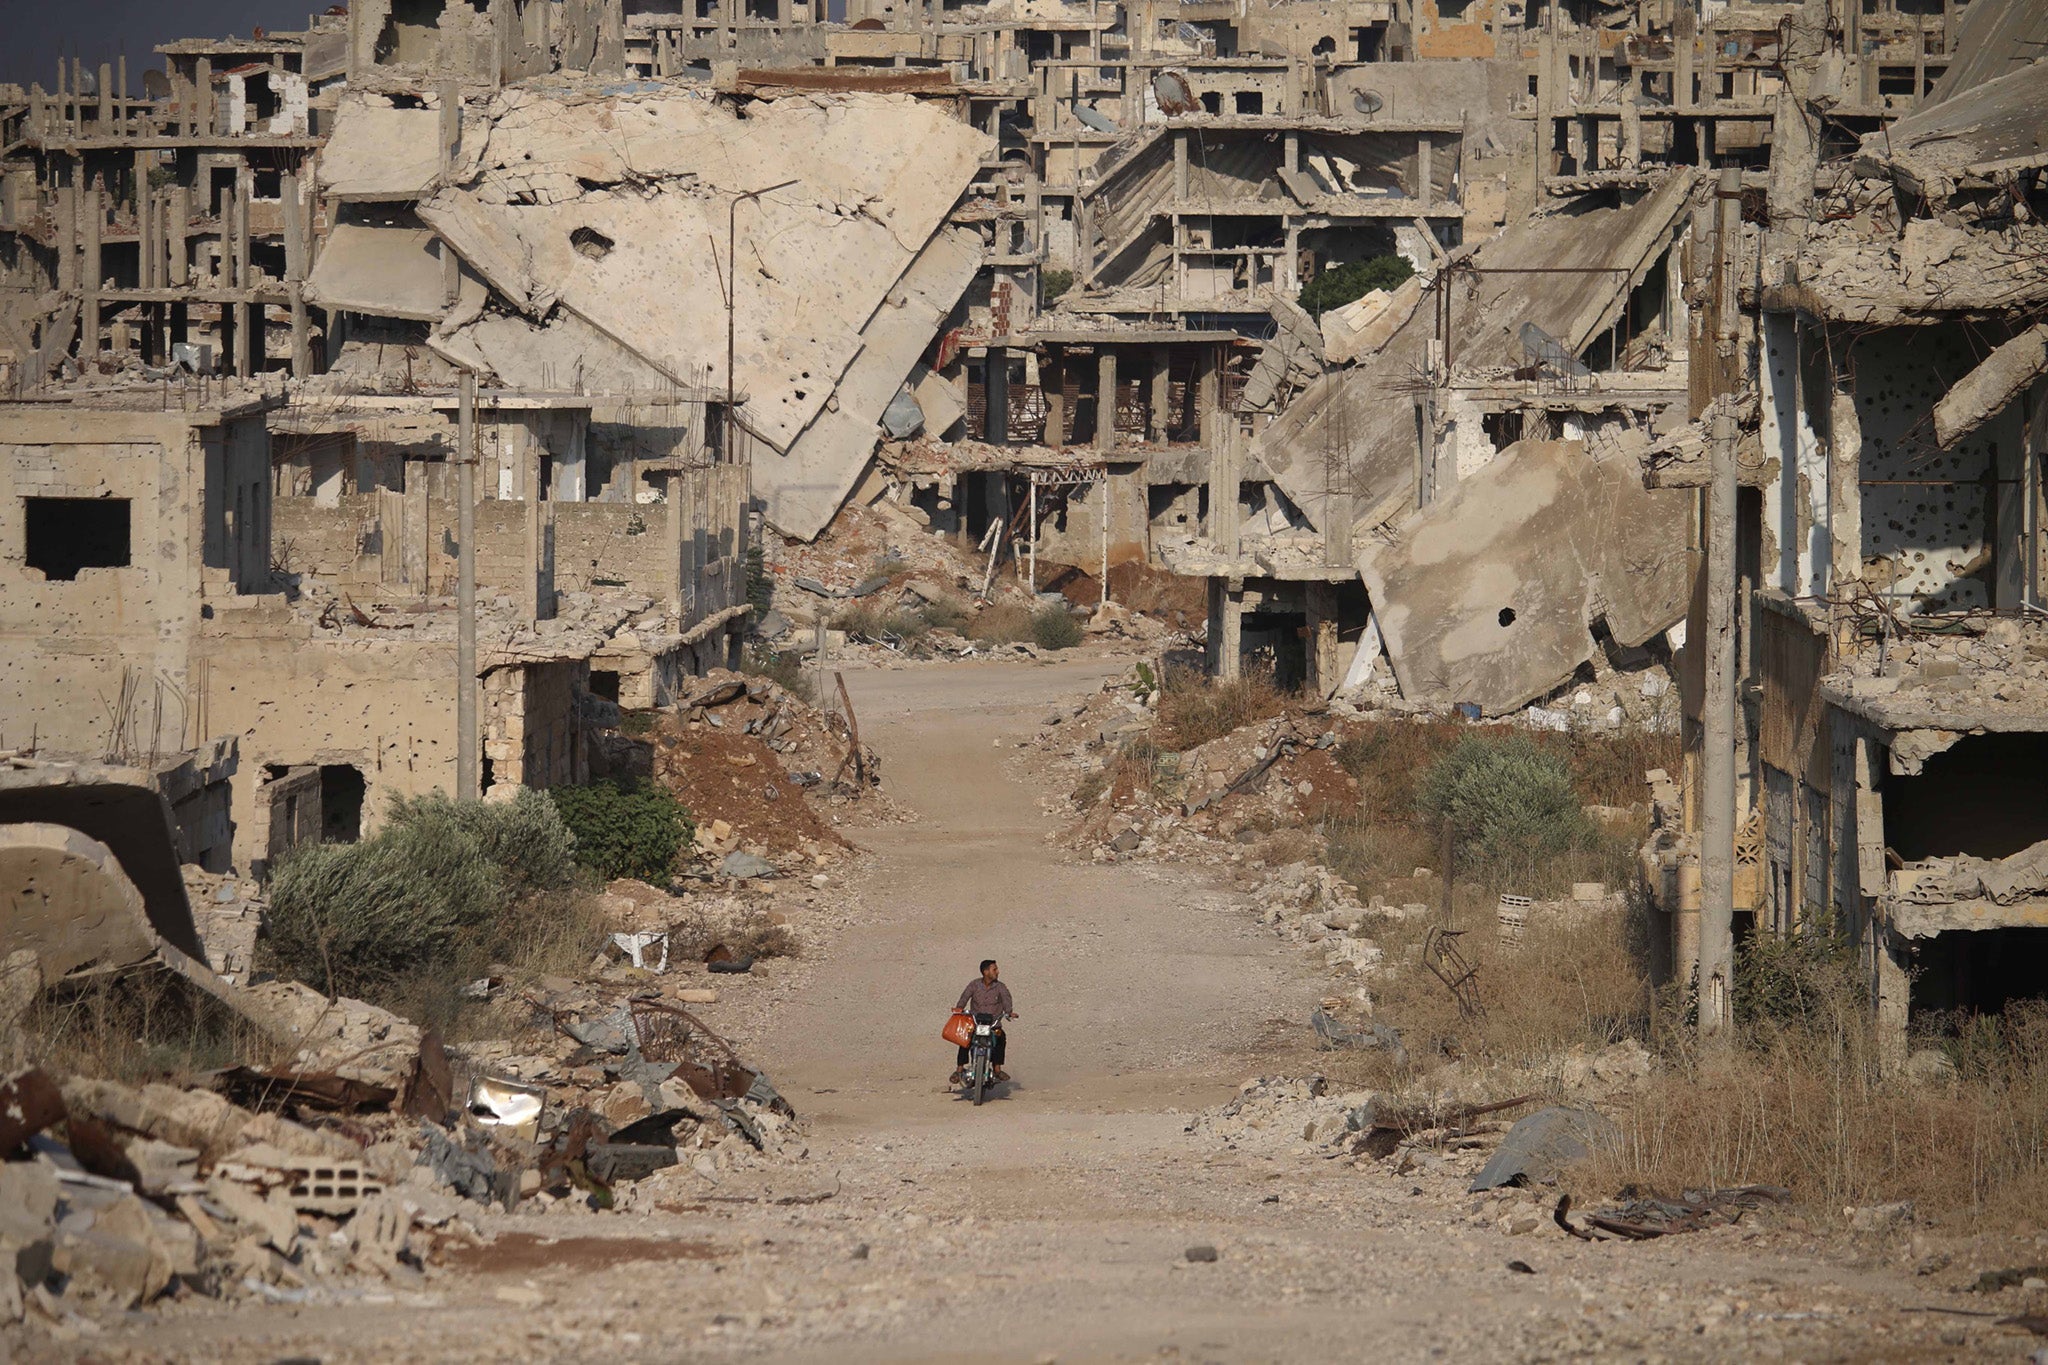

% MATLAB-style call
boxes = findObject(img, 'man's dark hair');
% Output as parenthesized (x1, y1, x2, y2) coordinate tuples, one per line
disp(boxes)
(979, 959, 997, 973)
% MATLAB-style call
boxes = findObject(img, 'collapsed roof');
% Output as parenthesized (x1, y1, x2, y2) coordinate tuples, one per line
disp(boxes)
(311, 87, 993, 539)
(1252, 172, 1700, 539)
(1355, 436, 1691, 716)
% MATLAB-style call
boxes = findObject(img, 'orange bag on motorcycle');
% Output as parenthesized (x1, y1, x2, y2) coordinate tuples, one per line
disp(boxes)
(941, 1010, 974, 1048)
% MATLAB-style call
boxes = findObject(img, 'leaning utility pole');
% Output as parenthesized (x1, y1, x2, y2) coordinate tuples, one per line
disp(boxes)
(1699, 165, 1742, 1042)
(456, 370, 479, 801)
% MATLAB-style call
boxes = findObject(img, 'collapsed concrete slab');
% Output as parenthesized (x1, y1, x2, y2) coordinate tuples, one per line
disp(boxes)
(1854, 58, 2048, 200)
(1933, 322, 2048, 448)
(304, 223, 484, 323)
(1254, 173, 1698, 539)
(759, 227, 984, 539)
(359, 87, 994, 538)
(316, 97, 448, 202)
(1355, 438, 1691, 716)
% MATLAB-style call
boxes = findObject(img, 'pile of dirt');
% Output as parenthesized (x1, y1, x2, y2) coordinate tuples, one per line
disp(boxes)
(651, 722, 852, 859)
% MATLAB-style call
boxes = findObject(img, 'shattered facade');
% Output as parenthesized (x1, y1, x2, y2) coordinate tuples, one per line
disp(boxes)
(4, 0, 2043, 1052)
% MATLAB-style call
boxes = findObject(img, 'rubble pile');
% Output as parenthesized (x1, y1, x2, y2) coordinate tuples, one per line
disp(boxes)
(639, 669, 895, 862)
(1, 924, 812, 1330)
(760, 500, 1169, 664)
(1, 1064, 488, 1328)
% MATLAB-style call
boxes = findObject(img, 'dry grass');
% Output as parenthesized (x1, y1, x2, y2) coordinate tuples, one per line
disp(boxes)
(7, 970, 291, 1086)
(663, 902, 800, 964)
(1576, 998, 2048, 1228)
(1154, 666, 1289, 751)
(968, 601, 1035, 644)
(1343, 902, 1652, 1077)
(834, 601, 929, 642)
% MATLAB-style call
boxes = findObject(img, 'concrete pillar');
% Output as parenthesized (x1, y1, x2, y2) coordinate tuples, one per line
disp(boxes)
(1195, 343, 1219, 452)
(1208, 576, 1244, 680)
(134, 152, 153, 290)
(1415, 134, 1432, 209)
(1149, 347, 1170, 442)
(1875, 934, 1909, 1075)
(1828, 341, 1863, 599)
(1529, 32, 1551, 206)
(169, 184, 191, 287)
(1173, 129, 1189, 200)
(1305, 580, 1340, 696)
(1096, 348, 1117, 453)
(194, 58, 213, 135)
(1621, 98, 1642, 166)
(1675, 10, 1696, 112)
(1699, 166, 1743, 1045)
(81, 184, 101, 359)
(97, 62, 113, 127)
(234, 165, 252, 288)
(1044, 349, 1066, 448)
(1206, 384, 1239, 558)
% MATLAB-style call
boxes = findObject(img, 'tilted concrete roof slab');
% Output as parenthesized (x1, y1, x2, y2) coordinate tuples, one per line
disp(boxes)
(317, 97, 448, 201)
(305, 224, 485, 323)
(1855, 59, 2048, 200)
(761, 226, 984, 540)
(1355, 438, 1691, 717)
(412, 90, 991, 454)
(1253, 174, 1699, 541)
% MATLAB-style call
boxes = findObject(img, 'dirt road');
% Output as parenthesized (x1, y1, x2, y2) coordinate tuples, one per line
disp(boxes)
(83, 657, 2004, 1363)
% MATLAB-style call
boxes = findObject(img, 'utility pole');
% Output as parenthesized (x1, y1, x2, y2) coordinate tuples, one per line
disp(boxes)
(456, 370, 479, 801)
(724, 179, 798, 461)
(1699, 165, 1742, 1042)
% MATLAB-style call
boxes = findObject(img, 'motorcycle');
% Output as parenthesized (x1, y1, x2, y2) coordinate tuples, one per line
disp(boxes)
(962, 1012, 1005, 1105)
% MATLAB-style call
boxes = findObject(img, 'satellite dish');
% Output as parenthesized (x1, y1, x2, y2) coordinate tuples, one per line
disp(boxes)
(1151, 70, 1198, 116)
(143, 69, 171, 101)
(1352, 89, 1384, 118)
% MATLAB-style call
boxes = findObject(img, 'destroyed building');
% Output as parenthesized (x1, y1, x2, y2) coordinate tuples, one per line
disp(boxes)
(1631, 0, 2048, 1056)
(6, 0, 2045, 1058)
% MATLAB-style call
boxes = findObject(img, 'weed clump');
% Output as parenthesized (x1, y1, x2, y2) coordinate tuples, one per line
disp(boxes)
(550, 778, 693, 884)
(1032, 604, 1083, 650)
(1416, 733, 1598, 893)
(264, 789, 577, 1003)
(1154, 665, 1288, 751)
(742, 644, 813, 703)
(969, 601, 1035, 644)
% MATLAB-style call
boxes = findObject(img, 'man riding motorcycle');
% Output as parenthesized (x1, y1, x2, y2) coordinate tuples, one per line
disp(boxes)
(950, 959, 1017, 1085)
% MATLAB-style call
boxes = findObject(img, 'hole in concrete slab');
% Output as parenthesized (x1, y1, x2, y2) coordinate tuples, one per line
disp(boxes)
(571, 226, 615, 260)
(1498, 607, 1516, 627)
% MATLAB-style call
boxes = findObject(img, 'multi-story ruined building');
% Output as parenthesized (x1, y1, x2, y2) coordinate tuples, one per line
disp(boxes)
(8, 0, 2046, 1056)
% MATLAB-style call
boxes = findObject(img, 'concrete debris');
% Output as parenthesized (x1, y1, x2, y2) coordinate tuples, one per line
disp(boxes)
(1467, 1107, 1620, 1192)
(1854, 58, 2048, 202)
(1357, 439, 1690, 716)
(1318, 276, 1423, 366)
(1933, 323, 2048, 449)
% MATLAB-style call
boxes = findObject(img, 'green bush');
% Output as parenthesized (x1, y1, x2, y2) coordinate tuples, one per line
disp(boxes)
(1735, 930, 1866, 1033)
(265, 790, 577, 1000)
(1415, 733, 1596, 891)
(1032, 603, 1083, 650)
(1297, 254, 1414, 319)
(1040, 267, 1075, 307)
(549, 778, 693, 885)
(918, 595, 970, 632)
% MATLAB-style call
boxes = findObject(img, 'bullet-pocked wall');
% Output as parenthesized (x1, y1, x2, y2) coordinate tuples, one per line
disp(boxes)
(0, 408, 271, 761)
(1851, 322, 2029, 613)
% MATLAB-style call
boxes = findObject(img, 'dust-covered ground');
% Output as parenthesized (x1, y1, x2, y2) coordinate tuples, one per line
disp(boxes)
(21, 657, 2045, 1364)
